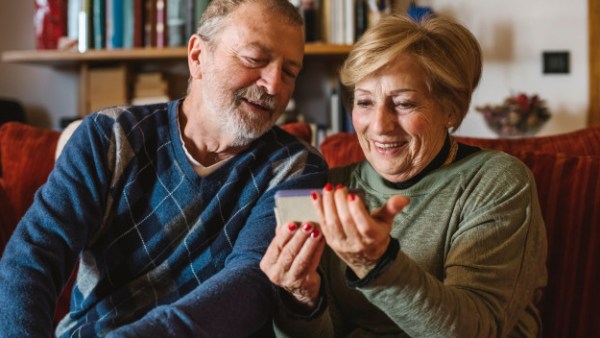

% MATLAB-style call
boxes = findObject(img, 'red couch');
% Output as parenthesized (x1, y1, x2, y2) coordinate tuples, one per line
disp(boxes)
(1, 121, 599, 337)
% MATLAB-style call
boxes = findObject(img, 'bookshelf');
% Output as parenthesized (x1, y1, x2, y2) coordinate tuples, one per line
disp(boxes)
(1, 44, 352, 65)
(1, 44, 352, 117)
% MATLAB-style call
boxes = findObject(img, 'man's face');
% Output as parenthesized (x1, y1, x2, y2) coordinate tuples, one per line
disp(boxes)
(197, 2, 304, 146)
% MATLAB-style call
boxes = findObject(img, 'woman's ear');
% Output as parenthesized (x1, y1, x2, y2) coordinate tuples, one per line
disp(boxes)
(188, 35, 204, 79)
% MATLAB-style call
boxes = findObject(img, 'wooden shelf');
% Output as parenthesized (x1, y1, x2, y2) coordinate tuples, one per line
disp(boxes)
(1, 43, 352, 66)
(1, 43, 351, 118)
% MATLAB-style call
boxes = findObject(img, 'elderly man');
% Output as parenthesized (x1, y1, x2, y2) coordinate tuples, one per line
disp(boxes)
(0, 0, 327, 337)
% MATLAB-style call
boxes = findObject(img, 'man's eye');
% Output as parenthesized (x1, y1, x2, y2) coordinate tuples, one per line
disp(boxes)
(244, 57, 263, 66)
(283, 68, 298, 79)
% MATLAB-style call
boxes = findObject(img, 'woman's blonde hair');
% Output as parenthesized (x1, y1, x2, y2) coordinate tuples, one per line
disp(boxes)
(340, 15, 482, 128)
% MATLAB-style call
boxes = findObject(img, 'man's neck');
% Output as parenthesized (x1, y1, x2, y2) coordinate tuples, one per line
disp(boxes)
(179, 97, 247, 167)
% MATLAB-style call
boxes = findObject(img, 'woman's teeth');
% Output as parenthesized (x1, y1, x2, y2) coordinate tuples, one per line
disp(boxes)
(375, 142, 402, 149)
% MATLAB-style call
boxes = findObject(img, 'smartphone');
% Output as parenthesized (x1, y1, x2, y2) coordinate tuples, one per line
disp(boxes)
(274, 188, 365, 226)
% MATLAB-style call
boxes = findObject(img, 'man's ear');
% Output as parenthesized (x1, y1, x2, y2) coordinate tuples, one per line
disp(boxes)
(188, 35, 204, 79)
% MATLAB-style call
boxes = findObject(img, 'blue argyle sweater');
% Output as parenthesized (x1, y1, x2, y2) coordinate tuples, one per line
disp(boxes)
(0, 100, 327, 337)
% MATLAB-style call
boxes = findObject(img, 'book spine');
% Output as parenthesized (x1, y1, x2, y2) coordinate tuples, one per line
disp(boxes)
(194, 0, 210, 29)
(355, 0, 368, 41)
(133, 0, 143, 47)
(167, 0, 185, 47)
(106, 0, 124, 48)
(156, 0, 167, 47)
(184, 0, 195, 40)
(68, 0, 80, 39)
(344, 0, 355, 44)
(78, 0, 91, 52)
(123, 0, 134, 48)
(144, 0, 157, 47)
(93, 0, 105, 49)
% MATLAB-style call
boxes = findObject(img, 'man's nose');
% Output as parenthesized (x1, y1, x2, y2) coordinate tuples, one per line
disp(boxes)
(257, 63, 283, 95)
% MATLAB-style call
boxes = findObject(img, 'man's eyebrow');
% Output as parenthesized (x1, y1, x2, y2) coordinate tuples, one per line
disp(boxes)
(247, 42, 303, 69)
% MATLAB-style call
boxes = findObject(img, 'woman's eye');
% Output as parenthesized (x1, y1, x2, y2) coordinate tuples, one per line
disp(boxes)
(395, 101, 417, 110)
(355, 100, 372, 107)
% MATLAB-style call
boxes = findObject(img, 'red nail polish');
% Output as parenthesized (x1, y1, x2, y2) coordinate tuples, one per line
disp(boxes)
(335, 184, 344, 190)
(311, 192, 318, 200)
(311, 229, 320, 238)
(287, 223, 297, 231)
(303, 223, 313, 232)
(324, 183, 333, 191)
(348, 193, 355, 202)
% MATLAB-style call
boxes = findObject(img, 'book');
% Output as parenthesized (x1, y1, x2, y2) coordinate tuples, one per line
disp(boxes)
(167, 0, 186, 47)
(88, 66, 128, 112)
(156, 0, 167, 47)
(194, 0, 210, 28)
(67, 0, 80, 40)
(144, 0, 157, 47)
(123, 0, 134, 48)
(34, 0, 68, 49)
(92, 0, 105, 49)
(133, 0, 144, 47)
(343, 0, 355, 44)
(184, 0, 195, 40)
(131, 72, 170, 105)
(106, 0, 124, 49)
(78, 0, 91, 52)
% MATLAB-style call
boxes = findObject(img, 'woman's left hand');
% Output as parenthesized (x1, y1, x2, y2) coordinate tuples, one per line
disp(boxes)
(313, 184, 410, 279)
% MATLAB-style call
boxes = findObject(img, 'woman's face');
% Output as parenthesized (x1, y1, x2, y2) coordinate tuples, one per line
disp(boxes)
(352, 54, 450, 183)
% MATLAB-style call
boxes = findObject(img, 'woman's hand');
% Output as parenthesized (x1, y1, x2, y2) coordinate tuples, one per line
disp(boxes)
(314, 183, 410, 279)
(260, 221, 325, 310)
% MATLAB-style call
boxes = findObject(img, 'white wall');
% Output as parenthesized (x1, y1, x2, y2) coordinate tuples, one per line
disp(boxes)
(422, 0, 589, 137)
(0, 1, 590, 135)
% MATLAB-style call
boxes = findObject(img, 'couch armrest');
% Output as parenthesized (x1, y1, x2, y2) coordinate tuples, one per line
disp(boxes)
(0, 122, 60, 229)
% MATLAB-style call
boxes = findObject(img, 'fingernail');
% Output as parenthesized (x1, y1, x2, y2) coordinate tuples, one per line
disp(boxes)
(348, 193, 355, 202)
(324, 183, 333, 191)
(311, 192, 318, 200)
(335, 184, 343, 190)
(303, 222, 313, 232)
(311, 229, 320, 238)
(287, 223, 297, 231)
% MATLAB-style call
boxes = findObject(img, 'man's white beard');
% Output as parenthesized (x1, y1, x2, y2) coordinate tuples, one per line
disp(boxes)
(217, 85, 278, 147)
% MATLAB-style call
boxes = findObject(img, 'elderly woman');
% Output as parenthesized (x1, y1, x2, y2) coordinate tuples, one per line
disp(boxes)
(260, 14, 547, 338)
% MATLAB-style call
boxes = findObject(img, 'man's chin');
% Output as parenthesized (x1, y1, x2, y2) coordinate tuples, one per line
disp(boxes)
(228, 123, 274, 147)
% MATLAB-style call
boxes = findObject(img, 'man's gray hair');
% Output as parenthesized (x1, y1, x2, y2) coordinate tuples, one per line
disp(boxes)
(197, 0, 303, 47)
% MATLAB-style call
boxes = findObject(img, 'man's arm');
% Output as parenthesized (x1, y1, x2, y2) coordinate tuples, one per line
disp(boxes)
(107, 167, 328, 337)
(0, 117, 111, 337)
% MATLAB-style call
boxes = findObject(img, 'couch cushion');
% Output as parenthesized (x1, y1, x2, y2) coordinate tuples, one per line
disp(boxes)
(319, 132, 365, 168)
(456, 125, 600, 156)
(280, 122, 312, 144)
(0, 122, 60, 235)
(513, 152, 600, 338)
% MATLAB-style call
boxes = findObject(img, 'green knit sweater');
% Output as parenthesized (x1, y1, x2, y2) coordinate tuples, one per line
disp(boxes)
(274, 150, 547, 338)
